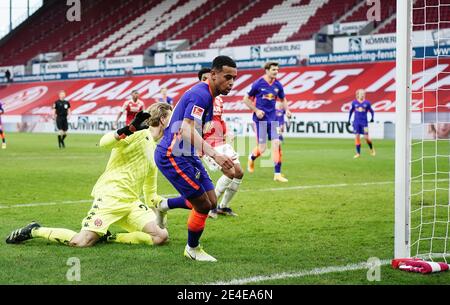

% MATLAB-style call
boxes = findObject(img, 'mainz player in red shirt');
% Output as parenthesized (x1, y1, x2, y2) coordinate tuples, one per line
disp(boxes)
(115, 90, 146, 126)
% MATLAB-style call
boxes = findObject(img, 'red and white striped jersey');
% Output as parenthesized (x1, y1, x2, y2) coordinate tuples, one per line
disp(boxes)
(122, 99, 145, 125)
(204, 96, 227, 147)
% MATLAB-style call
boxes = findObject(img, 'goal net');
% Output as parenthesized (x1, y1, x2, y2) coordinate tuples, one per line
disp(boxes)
(395, 0, 450, 262)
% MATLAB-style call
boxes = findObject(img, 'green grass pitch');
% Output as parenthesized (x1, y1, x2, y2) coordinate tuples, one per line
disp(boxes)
(0, 133, 449, 284)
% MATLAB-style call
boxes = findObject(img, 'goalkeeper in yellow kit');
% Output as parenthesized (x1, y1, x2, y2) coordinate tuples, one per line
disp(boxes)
(5, 103, 173, 247)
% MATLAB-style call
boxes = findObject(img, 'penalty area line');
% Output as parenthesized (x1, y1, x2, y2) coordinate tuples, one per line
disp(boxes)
(1, 178, 447, 209)
(205, 259, 392, 285)
(0, 199, 93, 209)
(207, 252, 450, 285)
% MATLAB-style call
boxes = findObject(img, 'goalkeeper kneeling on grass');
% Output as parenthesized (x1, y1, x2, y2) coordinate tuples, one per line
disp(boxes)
(6, 102, 177, 247)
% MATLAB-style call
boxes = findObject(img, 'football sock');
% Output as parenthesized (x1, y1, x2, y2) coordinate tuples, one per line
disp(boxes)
(273, 145, 282, 174)
(108, 232, 153, 245)
(31, 227, 77, 245)
(215, 175, 233, 198)
(367, 140, 373, 150)
(187, 209, 207, 248)
(0, 129, 5, 143)
(274, 162, 282, 173)
(250, 147, 261, 161)
(58, 135, 62, 147)
(219, 178, 242, 209)
(355, 138, 361, 154)
(166, 197, 192, 210)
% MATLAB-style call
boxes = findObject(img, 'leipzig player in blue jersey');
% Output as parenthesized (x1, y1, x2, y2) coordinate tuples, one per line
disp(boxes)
(157, 87, 173, 105)
(154, 56, 236, 262)
(348, 89, 375, 158)
(243, 62, 292, 182)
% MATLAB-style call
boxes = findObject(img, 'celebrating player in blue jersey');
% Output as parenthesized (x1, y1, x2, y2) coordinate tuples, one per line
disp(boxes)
(348, 89, 375, 158)
(243, 62, 292, 182)
(154, 56, 237, 262)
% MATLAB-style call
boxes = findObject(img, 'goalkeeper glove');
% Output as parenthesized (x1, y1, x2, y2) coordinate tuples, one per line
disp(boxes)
(117, 111, 151, 138)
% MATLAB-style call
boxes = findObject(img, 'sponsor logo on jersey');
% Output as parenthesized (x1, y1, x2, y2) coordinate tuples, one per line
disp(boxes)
(94, 218, 103, 227)
(263, 93, 276, 101)
(191, 105, 205, 119)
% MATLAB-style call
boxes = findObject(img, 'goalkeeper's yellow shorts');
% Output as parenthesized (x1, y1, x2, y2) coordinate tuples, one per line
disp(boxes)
(80, 195, 156, 235)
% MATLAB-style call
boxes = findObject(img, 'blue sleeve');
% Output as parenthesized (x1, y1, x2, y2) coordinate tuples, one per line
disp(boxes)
(348, 103, 355, 122)
(277, 82, 285, 99)
(247, 81, 259, 98)
(183, 93, 210, 123)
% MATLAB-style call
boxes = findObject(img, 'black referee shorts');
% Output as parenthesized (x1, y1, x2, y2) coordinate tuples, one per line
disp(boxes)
(56, 116, 68, 132)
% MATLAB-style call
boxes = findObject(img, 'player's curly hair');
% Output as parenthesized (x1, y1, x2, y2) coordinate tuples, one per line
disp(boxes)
(198, 67, 211, 81)
(146, 102, 172, 127)
(212, 56, 236, 71)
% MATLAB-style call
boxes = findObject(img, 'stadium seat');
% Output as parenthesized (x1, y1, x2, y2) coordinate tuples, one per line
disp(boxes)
(207, 0, 327, 48)
(374, 0, 450, 34)
(0, 0, 445, 67)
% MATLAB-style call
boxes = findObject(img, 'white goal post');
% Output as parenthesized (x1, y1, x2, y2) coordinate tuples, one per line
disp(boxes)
(395, 0, 412, 259)
(395, 0, 450, 262)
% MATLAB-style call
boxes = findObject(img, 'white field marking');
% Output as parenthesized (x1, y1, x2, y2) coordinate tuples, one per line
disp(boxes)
(11, 156, 106, 160)
(1, 178, 448, 209)
(239, 181, 393, 193)
(0, 194, 180, 209)
(3, 154, 105, 161)
(0, 199, 92, 209)
(205, 259, 392, 285)
(206, 252, 450, 285)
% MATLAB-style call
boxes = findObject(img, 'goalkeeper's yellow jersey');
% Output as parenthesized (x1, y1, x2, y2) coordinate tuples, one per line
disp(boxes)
(91, 130, 160, 206)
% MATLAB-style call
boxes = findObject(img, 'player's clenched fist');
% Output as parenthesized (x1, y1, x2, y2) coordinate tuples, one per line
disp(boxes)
(213, 153, 234, 170)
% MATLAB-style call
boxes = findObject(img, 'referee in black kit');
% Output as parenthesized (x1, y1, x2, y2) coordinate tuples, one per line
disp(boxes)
(53, 90, 71, 148)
